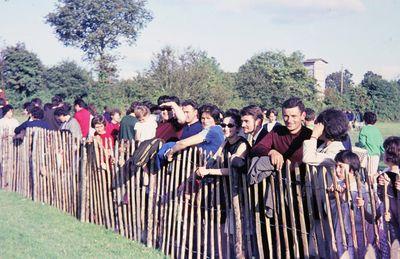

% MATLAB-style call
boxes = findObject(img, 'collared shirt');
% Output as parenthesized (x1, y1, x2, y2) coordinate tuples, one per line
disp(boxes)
(181, 121, 203, 140)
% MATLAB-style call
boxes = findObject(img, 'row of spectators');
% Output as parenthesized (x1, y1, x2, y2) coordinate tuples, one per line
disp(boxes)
(0, 94, 399, 257)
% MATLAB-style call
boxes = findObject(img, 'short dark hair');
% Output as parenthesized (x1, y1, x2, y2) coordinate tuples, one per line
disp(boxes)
(266, 108, 278, 117)
(182, 99, 198, 110)
(282, 97, 305, 113)
(305, 108, 315, 121)
(51, 95, 63, 107)
(224, 109, 241, 127)
(25, 103, 36, 114)
(335, 150, 361, 174)
(384, 136, 400, 166)
(62, 102, 72, 112)
(240, 105, 263, 121)
(363, 111, 377, 125)
(91, 115, 107, 128)
(2, 104, 13, 115)
(23, 102, 32, 110)
(31, 98, 42, 107)
(54, 107, 69, 117)
(74, 98, 86, 108)
(199, 104, 221, 124)
(30, 107, 44, 120)
(315, 108, 349, 141)
(110, 108, 121, 116)
(43, 103, 53, 111)
(127, 101, 142, 114)
(157, 95, 180, 106)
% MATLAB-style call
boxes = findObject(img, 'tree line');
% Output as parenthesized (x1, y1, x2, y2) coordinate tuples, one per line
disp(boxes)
(1, 43, 399, 120)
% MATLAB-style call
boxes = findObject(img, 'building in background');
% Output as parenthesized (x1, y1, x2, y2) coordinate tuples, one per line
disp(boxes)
(303, 58, 328, 97)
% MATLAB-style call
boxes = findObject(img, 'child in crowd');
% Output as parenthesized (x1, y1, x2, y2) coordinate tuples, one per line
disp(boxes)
(304, 108, 315, 129)
(329, 150, 375, 259)
(106, 108, 121, 141)
(133, 105, 157, 143)
(91, 115, 114, 148)
(377, 136, 400, 258)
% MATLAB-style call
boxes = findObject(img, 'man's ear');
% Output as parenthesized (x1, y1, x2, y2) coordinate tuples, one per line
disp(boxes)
(301, 111, 306, 120)
(255, 118, 262, 127)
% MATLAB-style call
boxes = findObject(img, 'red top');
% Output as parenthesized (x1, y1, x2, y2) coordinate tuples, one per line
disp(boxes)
(95, 130, 114, 148)
(74, 108, 91, 138)
(250, 125, 312, 165)
(155, 119, 183, 142)
(106, 122, 120, 141)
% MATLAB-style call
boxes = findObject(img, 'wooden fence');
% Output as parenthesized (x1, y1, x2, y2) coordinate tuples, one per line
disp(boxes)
(1, 128, 399, 258)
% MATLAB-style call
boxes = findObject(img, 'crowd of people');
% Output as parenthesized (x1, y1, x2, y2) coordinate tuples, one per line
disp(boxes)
(0, 94, 399, 258)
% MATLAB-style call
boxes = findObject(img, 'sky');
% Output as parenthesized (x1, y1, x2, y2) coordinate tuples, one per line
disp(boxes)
(0, 0, 399, 83)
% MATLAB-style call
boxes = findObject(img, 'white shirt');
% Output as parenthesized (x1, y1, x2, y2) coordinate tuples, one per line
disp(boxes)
(134, 118, 157, 142)
(0, 117, 19, 134)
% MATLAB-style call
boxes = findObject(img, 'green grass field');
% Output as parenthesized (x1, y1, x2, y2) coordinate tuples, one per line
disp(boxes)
(348, 122, 400, 145)
(0, 190, 164, 258)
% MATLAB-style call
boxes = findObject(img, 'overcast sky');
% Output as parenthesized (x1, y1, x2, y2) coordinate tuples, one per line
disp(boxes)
(0, 0, 399, 83)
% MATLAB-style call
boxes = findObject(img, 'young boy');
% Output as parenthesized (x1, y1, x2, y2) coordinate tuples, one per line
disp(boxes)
(329, 150, 375, 259)
(377, 136, 400, 258)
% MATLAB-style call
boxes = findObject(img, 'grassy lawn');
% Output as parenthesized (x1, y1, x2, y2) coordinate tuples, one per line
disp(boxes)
(348, 121, 400, 146)
(0, 190, 164, 258)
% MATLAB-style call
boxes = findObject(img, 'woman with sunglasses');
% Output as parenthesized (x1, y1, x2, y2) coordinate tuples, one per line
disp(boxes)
(165, 104, 224, 160)
(195, 109, 250, 177)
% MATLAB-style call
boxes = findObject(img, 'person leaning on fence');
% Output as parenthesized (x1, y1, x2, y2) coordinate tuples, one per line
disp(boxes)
(195, 109, 250, 177)
(329, 150, 377, 259)
(0, 105, 19, 135)
(54, 106, 82, 140)
(133, 105, 157, 143)
(250, 97, 312, 171)
(302, 108, 349, 167)
(155, 95, 186, 142)
(155, 99, 203, 171)
(90, 115, 114, 148)
(14, 106, 50, 136)
(377, 136, 400, 257)
(240, 105, 268, 147)
(165, 103, 224, 161)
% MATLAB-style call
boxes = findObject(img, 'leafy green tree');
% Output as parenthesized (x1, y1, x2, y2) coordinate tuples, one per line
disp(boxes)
(0, 43, 44, 96)
(344, 86, 370, 112)
(323, 88, 348, 108)
(131, 46, 243, 110)
(46, 0, 153, 81)
(325, 69, 354, 93)
(43, 61, 92, 100)
(235, 51, 317, 109)
(361, 71, 400, 120)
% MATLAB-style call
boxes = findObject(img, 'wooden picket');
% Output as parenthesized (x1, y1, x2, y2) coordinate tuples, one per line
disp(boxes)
(1, 128, 400, 258)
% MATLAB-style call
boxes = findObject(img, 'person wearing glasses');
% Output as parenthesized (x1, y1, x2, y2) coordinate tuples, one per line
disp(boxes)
(195, 109, 250, 177)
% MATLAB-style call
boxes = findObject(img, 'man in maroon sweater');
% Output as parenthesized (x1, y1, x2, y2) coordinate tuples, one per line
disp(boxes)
(250, 97, 312, 170)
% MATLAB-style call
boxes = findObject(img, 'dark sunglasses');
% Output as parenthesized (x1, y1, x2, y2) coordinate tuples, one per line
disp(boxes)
(220, 123, 235, 128)
(160, 107, 172, 111)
